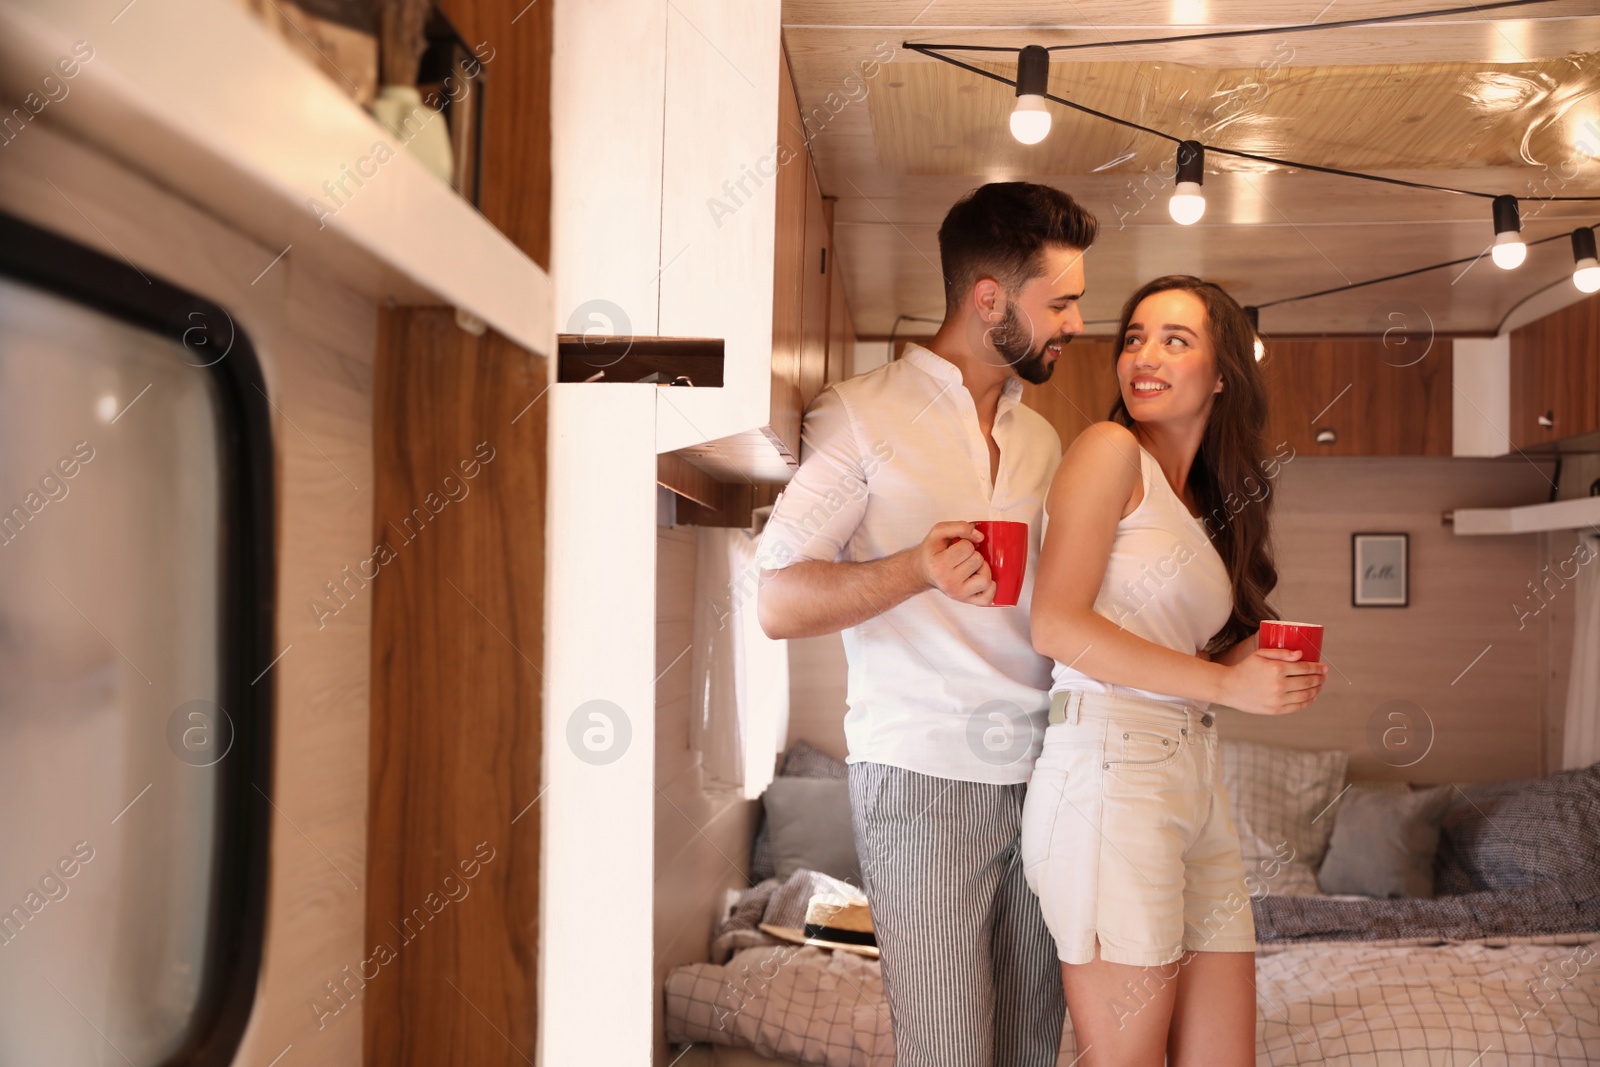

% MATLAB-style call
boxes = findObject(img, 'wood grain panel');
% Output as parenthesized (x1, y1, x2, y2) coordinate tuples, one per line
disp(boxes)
(864, 55, 1600, 179)
(432, 0, 553, 268)
(799, 160, 832, 410)
(1258, 337, 1453, 456)
(1510, 292, 1600, 450)
(826, 228, 857, 383)
(366, 308, 544, 1067)
(771, 49, 809, 459)
(1019, 338, 1120, 446)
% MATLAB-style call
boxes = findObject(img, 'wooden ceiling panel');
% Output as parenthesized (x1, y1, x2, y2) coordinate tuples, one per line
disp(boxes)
(782, 3, 1600, 336)
(864, 56, 1600, 176)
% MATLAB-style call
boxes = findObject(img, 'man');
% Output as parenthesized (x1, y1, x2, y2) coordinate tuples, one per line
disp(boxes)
(755, 182, 1097, 1067)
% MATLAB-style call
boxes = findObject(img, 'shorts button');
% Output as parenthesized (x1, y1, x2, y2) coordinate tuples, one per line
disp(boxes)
(1162, 738, 1169, 746)
(1201, 713, 1214, 727)
(1122, 732, 1129, 739)
(1102, 762, 1109, 769)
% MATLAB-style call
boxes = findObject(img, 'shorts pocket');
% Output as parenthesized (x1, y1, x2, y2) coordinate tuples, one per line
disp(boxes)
(1104, 719, 1183, 771)
(1021, 738, 1100, 872)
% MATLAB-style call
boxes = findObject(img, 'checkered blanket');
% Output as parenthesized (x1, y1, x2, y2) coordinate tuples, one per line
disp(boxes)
(1255, 933, 1600, 1065)
(667, 927, 1600, 1067)
(666, 870, 1600, 1067)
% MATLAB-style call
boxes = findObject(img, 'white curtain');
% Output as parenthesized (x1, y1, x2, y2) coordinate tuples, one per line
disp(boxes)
(1563, 531, 1600, 770)
(690, 527, 789, 798)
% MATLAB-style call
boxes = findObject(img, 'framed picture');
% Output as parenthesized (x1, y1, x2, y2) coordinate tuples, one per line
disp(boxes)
(1352, 532, 1409, 607)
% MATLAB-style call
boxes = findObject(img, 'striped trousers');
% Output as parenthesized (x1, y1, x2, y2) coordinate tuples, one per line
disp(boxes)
(848, 761, 1066, 1067)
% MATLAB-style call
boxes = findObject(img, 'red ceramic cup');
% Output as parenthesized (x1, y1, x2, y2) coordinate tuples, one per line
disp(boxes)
(1258, 619, 1324, 663)
(970, 520, 1028, 607)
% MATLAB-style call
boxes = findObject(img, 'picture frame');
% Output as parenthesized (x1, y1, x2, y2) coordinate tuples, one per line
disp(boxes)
(1352, 532, 1409, 607)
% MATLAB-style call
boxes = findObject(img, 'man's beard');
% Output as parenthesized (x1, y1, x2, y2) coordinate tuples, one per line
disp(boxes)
(994, 302, 1068, 385)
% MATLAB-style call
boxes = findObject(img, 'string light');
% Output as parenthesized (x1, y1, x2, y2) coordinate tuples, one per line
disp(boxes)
(1169, 141, 1206, 225)
(1574, 228, 1600, 294)
(1009, 45, 1051, 145)
(1244, 306, 1265, 361)
(1491, 194, 1526, 269)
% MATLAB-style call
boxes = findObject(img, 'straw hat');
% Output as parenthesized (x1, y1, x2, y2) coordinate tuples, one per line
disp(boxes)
(759, 892, 878, 959)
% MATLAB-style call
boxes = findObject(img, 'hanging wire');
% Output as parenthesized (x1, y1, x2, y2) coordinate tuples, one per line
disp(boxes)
(1255, 223, 1599, 310)
(906, 0, 1571, 55)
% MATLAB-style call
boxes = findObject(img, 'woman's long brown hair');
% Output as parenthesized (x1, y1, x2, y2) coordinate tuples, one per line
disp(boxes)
(1108, 274, 1279, 653)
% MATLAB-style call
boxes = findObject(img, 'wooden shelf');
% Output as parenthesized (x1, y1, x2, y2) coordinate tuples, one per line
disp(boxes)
(0, 0, 553, 357)
(1453, 495, 1600, 536)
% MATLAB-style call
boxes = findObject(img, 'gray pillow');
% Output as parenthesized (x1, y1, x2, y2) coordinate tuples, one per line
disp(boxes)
(750, 742, 849, 882)
(1317, 784, 1453, 898)
(761, 777, 860, 883)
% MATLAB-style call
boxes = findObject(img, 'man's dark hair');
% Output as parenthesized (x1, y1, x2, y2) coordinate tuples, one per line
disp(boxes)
(936, 182, 1098, 312)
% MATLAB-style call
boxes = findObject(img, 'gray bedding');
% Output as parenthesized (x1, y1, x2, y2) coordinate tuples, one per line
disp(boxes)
(1256, 761, 1600, 944)
(1254, 875, 1600, 943)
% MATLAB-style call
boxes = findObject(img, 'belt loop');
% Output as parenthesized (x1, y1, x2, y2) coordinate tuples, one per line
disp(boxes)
(1066, 690, 1081, 725)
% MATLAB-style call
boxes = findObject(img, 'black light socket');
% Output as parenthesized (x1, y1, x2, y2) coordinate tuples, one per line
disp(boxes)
(1492, 194, 1521, 236)
(1015, 45, 1050, 98)
(1244, 306, 1260, 330)
(1574, 226, 1598, 264)
(1175, 140, 1205, 186)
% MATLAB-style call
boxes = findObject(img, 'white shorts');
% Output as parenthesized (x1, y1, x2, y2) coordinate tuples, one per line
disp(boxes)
(1020, 689, 1257, 967)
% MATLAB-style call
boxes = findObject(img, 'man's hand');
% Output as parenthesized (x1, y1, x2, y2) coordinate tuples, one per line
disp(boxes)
(915, 521, 995, 605)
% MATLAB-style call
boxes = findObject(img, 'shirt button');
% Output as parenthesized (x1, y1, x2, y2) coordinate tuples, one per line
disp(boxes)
(1122, 732, 1129, 739)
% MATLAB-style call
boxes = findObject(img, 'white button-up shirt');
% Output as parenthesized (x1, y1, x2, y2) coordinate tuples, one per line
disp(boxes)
(755, 344, 1063, 783)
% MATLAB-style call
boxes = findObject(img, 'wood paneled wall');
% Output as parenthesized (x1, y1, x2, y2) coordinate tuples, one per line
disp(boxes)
(435, 0, 554, 269)
(366, 309, 545, 1066)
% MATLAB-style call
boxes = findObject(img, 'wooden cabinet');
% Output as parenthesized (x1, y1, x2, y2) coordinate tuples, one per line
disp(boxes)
(1510, 294, 1600, 450)
(1260, 337, 1452, 456)
(769, 52, 808, 463)
(826, 228, 856, 385)
(798, 163, 832, 412)
(769, 48, 852, 459)
(1022, 336, 1452, 457)
(1019, 339, 1120, 446)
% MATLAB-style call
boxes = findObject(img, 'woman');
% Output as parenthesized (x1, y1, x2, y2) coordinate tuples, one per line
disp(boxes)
(1019, 275, 1327, 1066)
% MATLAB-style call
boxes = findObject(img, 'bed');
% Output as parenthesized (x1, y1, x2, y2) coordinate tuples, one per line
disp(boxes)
(664, 745, 1600, 1066)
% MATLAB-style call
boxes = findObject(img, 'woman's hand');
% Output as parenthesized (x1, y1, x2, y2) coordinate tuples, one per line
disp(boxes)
(1219, 648, 1327, 715)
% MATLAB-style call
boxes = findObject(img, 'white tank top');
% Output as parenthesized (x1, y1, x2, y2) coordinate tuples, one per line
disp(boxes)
(1045, 443, 1233, 711)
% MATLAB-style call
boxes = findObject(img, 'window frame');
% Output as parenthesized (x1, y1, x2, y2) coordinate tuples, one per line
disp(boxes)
(0, 209, 275, 1067)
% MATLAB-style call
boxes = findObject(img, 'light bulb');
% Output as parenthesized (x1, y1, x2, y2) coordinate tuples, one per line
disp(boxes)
(1010, 95, 1051, 145)
(1491, 230, 1526, 270)
(1169, 182, 1205, 225)
(1253, 337, 1266, 362)
(1490, 195, 1524, 270)
(1575, 261, 1600, 293)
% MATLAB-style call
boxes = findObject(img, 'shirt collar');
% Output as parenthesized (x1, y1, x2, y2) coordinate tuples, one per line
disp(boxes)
(901, 343, 1026, 409)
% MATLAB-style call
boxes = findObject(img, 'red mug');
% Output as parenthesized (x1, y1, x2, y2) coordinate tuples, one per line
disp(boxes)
(970, 520, 1029, 607)
(1258, 619, 1324, 663)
